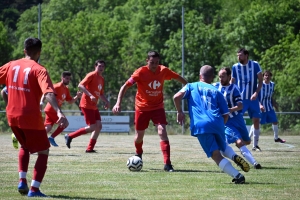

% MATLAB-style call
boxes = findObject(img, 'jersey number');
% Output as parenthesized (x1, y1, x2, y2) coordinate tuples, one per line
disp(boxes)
(202, 96, 212, 110)
(13, 66, 31, 84)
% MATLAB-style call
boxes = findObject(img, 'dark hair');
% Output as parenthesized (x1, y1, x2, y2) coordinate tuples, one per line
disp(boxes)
(147, 51, 160, 59)
(263, 70, 272, 76)
(24, 38, 42, 56)
(94, 60, 106, 67)
(237, 48, 249, 56)
(220, 67, 231, 76)
(62, 71, 72, 78)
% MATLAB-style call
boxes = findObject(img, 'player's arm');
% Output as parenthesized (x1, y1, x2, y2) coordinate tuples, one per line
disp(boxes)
(67, 91, 82, 104)
(1, 88, 8, 106)
(112, 83, 131, 113)
(173, 90, 185, 126)
(174, 76, 188, 85)
(99, 94, 110, 110)
(44, 92, 69, 128)
(223, 114, 229, 124)
(78, 84, 96, 102)
(251, 72, 263, 101)
(229, 101, 243, 113)
(271, 97, 279, 111)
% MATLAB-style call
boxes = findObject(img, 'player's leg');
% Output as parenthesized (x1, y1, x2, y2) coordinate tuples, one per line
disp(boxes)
(248, 100, 261, 151)
(44, 111, 60, 147)
(198, 134, 245, 184)
(23, 129, 50, 197)
(134, 110, 150, 159)
(11, 126, 29, 195)
(86, 111, 102, 152)
(266, 110, 286, 143)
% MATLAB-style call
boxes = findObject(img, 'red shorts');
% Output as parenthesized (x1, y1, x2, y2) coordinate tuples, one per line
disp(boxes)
(11, 126, 50, 154)
(81, 107, 101, 125)
(135, 108, 168, 130)
(44, 111, 58, 126)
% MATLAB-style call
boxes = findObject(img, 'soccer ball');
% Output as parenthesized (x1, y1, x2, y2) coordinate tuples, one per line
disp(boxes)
(127, 156, 143, 171)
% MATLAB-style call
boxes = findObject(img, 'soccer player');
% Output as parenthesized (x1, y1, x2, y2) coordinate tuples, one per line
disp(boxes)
(173, 65, 246, 184)
(64, 60, 110, 152)
(112, 51, 188, 172)
(40, 71, 82, 147)
(0, 37, 69, 197)
(1, 86, 19, 149)
(214, 67, 262, 169)
(231, 48, 263, 151)
(249, 70, 286, 143)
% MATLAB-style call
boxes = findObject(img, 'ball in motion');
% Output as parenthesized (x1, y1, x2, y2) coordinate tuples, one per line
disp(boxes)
(127, 156, 143, 171)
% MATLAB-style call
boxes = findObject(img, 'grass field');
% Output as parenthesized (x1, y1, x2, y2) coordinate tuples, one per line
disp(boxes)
(0, 133, 300, 200)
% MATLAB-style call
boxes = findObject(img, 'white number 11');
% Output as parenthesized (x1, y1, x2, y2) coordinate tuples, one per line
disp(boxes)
(12, 66, 31, 84)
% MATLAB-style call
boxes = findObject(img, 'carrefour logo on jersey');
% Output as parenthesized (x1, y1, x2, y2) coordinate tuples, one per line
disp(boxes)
(62, 94, 66, 100)
(148, 80, 161, 89)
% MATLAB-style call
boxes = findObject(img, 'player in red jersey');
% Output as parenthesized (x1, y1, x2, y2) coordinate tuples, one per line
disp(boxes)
(112, 51, 188, 172)
(64, 60, 110, 152)
(0, 38, 68, 197)
(40, 71, 82, 147)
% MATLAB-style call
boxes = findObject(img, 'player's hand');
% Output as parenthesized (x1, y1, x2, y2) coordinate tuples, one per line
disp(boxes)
(250, 93, 257, 101)
(104, 101, 110, 110)
(112, 104, 121, 114)
(77, 91, 82, 98)
(90, 95, 97, 102)
(56, 112, 69, 128)
(176, 111, 185, 126)
(260, 105, 265, 112)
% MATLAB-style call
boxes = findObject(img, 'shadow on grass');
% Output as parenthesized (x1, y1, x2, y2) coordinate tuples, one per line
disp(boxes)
(258, 166, 289, 170)
(48, 195, 136, 200)
(147, 168, 223, 173)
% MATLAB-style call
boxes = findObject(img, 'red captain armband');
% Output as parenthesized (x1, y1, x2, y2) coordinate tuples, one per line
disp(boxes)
(125, 77, 136, 86)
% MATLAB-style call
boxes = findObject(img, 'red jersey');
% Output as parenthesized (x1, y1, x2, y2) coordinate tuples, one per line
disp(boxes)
(0, 58, 55, 130)
(126, 65, 179, 111)
(44, 82, 72, 112)
(79, 71, 105, 110)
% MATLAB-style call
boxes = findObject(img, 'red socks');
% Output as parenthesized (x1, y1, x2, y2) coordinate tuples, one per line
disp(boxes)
(160, 140, 171, 164)
(69, 128, 86, 138)
(33, 154, 48, 183)
(86, 139, 97, 151)
(135, 141, 143, 155)
(19, 147, 29, 172)
(50, 126, 65, 138)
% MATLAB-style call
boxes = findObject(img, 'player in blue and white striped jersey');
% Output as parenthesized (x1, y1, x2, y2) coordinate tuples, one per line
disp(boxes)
(231, 48, 263, 151)
(249, 70, 286, 143)
(214, 67, 261, 169)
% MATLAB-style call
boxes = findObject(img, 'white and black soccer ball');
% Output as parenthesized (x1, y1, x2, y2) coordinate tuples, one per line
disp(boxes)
(127, 156, 143, 171)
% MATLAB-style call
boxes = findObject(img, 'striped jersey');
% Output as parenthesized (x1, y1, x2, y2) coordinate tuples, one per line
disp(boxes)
(213, 82, 242, 118)
(258, 82, 275, 111)
(232, 60, 262, 100)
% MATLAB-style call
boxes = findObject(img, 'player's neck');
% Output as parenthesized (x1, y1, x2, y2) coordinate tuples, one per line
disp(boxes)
(147, 65, 158, 73)
(240, 59, 248, 65)
(24, 55, 38, 62)
(264, 80, 270, 84)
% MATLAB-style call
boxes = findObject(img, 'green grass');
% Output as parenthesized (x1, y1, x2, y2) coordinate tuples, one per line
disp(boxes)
(0, 133, 299, 200)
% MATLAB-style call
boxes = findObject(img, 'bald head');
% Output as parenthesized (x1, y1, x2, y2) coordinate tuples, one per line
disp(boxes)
(200, 65, 214, 83)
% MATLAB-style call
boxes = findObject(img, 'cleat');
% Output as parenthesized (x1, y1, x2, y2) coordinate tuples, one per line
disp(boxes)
(48, 137, 58, 147)
(252, 146, 261, 152)
(18, 181, 29, 195)
(275, 138, 286, 143)
(85, 149, 97, 153)
(254, 163, 262, 169)
(64, 134, 72, 149)
(232, 173, 245, 184)
(12, 134, 18, 149)
(233, 155, 250, 172)
(135, 154, 142, 159)
(164, 164, 174, 172)
(27, 190, 47, 197)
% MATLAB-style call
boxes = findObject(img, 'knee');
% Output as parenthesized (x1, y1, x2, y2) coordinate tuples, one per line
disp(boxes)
(38, 149, 49, 155)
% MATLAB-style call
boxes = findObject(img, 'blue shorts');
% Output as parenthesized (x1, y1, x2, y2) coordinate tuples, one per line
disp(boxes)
(260, 109, 277, 124)
(196, 133, 226, 158)
(225, 115, 251, 144)
(242, 99, 261, 119)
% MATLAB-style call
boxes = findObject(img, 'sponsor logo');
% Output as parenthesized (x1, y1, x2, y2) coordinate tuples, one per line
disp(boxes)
(148, 80, 161, 89)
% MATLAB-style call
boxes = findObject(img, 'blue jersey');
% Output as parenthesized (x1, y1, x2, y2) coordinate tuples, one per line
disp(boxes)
(181, 82, 229, 136)
(213, 83, 242, 118)
(259, 82, 275, 112)
(232, 60, 262, 100)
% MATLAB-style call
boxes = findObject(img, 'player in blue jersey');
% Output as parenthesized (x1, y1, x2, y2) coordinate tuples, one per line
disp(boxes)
(1, 86, 19, 149)
(173, 65, 248, 184)
(249, 70, 286, 143)
(214, 67, 261, 169)
(231, 48, 263, 151)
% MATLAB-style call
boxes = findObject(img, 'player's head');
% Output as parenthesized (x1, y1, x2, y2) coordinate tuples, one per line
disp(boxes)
(219, 67, 231, 86)
(61, 71, 72, 85)
(146, 51, 160, 69)
(24, 38, 42, 62)
(237, 48, 249, 64)
(94, 60, 106, 74)
(200, 65, 214, 84)
(263, 70, 272, 82)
